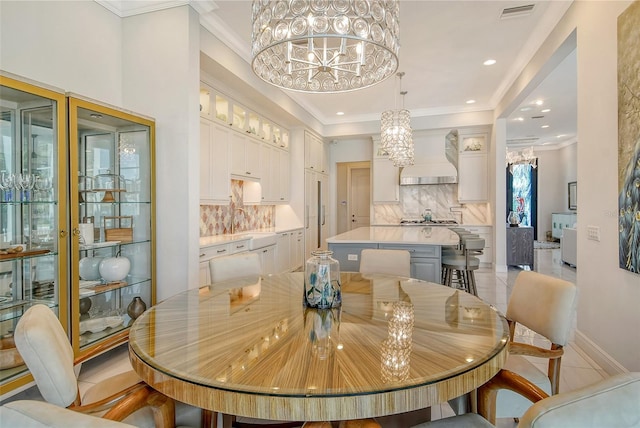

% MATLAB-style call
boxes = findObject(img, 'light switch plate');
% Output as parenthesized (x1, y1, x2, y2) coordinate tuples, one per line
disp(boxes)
(347, 254, 358, 261)
(587, 225, 600, 241)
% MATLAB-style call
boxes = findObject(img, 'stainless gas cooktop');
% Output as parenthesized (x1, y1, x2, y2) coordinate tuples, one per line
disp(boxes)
(399, 218, 459, 226)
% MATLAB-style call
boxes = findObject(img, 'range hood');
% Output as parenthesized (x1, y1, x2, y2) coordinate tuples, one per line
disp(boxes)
(399, 156, 458, 185)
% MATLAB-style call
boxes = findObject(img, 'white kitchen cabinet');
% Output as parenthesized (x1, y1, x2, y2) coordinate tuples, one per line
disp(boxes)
(458, 153, 488, 202)
(458, 130, 489, 203)
(252, 245, 276, 275)
(305, 170, 326, 259)
(373, 158, 399, 203)
(291, 229, 304, 271)
(305, 131, 326, 173)
(278, 149, 290, 202)
(276, 232, 291, 273)
(200, 118, 231, 204)
(259, 146, 290, 204)
(260, 144, 275, 202)
(230, 132, 261, 179)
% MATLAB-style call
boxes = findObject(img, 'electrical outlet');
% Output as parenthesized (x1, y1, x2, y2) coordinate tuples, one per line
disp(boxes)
(347, 254, 358, 261)
(587, 225, 600, 241)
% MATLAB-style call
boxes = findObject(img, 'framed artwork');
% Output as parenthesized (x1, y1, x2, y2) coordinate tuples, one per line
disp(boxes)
(568, 182, 577, 210)
(618, 1, 640, 274)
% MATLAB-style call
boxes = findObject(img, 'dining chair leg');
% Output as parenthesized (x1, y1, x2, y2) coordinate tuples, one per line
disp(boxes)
(201, 409, 218, 428)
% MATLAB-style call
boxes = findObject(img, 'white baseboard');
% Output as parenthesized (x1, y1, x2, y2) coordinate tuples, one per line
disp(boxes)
(574, 330, 628, 375)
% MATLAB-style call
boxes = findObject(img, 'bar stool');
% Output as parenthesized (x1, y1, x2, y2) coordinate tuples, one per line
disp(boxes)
(442, 231, 478, 283)
(442, 238, 484, 296)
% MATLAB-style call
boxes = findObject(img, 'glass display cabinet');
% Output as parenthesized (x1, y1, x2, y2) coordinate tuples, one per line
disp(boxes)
(68, 96, 155, 358)
(0, 74, 68, 393)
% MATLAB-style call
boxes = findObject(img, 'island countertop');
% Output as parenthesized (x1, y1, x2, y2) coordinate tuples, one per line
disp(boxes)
(326, 226, 459, 246)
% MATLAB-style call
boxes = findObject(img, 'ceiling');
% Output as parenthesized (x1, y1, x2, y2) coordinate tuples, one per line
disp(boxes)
(101, 0, 577, 148)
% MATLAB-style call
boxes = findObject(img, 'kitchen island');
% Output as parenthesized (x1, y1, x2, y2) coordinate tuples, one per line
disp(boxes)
(327, 226, 459, 283)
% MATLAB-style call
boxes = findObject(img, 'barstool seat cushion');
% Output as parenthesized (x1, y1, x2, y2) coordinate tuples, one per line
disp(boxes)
(442, 255, 480, 268)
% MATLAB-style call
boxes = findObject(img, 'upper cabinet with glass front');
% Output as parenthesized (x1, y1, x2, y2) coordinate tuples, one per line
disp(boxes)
(0, 73, 68, 392)
(68, 96, 155, 358)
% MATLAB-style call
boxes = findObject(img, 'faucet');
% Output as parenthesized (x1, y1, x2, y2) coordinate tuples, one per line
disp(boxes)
(230, 207, 245, 235)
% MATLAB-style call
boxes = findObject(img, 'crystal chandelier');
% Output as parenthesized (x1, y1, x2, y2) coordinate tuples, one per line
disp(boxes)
(251, 0, 400, 93)
(381, 72, 414, 167)
(506, 146, 537, 173)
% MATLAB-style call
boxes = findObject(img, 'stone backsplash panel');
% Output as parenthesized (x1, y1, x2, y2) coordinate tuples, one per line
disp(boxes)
(200, 180, 274, 236)
(374, 183, 490, 224)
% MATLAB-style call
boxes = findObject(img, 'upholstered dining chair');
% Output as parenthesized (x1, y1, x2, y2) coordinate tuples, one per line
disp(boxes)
(209, 252, 262, 283)
(410, 370, 640, 428)
(13, 304, 175, 428)
(0, 400, 138, 428)
(496, 271, 577, 419)
(359, 248, 411, 277)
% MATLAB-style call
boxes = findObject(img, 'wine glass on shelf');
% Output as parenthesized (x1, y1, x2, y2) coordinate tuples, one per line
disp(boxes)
(17, 173, 35, 201)
(1, 172, 15, 202)
(34, 175, 52, 201)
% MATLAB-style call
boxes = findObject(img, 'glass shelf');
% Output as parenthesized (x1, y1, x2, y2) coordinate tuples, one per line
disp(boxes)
(0, 300, 58, 323)
(78, 275, 151, 297)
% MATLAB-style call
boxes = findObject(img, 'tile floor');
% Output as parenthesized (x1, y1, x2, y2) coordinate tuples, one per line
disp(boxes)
(3, 248, 607, 427)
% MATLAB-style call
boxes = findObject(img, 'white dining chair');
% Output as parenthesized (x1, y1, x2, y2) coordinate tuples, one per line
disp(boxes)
(359, 248, 411, 277)
(13, 304, 175, 428)
(209, 252, 262, 283)
(410, 370, 640, 428)
(0, 400, 138, 428)
(496, 271, 577, 418)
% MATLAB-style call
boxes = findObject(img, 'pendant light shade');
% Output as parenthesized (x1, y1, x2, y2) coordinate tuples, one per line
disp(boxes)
(251, 0, 400, 93)
(381, 73, 414, 167)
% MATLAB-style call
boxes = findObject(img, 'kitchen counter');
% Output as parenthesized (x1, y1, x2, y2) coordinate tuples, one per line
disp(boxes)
(199, 234, 251, 248)
(327, 227, 459, 284)
(326, 226, 459, 246)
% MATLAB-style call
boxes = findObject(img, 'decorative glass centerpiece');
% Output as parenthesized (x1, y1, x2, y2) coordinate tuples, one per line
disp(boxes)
(304, 250, 341, 309)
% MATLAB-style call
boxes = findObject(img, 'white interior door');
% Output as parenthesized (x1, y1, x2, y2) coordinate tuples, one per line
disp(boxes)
(349, 167, 370, 230)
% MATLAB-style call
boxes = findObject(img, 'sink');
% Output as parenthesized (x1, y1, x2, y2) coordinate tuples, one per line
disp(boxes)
(241, 232, 278, 250)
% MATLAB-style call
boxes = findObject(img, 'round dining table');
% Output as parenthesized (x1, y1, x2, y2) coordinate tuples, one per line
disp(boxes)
(128, 272, 509, 423)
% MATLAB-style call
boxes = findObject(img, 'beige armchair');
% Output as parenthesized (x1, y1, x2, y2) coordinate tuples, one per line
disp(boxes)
(497, 271, 577, 418)
(14, 304, 174, 427)
(411, 370, 640, 428)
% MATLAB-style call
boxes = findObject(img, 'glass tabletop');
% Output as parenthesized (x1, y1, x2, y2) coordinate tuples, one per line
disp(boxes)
(129, 272, 508, 399)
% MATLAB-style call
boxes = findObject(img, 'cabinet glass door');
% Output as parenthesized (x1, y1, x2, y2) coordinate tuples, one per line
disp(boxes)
(0, 75, 67, 390)
(68, 97, 155, 357)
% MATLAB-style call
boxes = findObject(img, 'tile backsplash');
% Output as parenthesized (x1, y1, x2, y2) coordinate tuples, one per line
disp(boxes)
(374, 184, 490, 225)
(200, 180, 274, 236)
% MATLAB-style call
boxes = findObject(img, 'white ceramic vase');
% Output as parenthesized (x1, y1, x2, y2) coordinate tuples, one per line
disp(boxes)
(99, 255, 131, 282)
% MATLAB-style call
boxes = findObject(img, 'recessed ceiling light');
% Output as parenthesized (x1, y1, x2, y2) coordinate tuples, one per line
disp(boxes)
(535, 100, 544, 106)
(466, 99, 476, 104)
(483, 59, 497, 66)
(514, 117, 525, 121)
(520, 107, 532, 112)
(336, 111, 344, 116)
(541, 108, 551, 113)
(89, 113, 103, 119)
(541, 125, 550, 128)
(556, 134, 566, 138)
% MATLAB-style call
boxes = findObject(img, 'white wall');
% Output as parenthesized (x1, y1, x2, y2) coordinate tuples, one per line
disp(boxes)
(496, 0, 638, 372)
(536, 142, 577, 237)
(0, 1, 122, 104)
(121, 6, 201, 301)
(0, 1, 201, 302)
